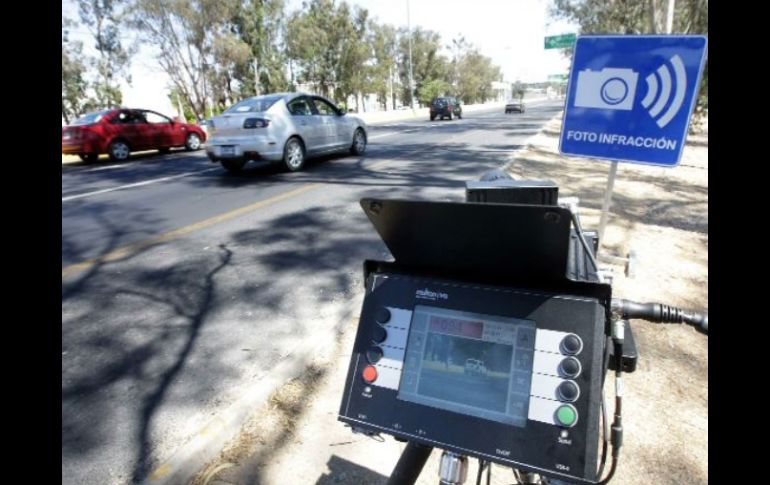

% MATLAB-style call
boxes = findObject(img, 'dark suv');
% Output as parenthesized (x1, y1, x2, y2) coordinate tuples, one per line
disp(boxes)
(430, 97, 462, 121)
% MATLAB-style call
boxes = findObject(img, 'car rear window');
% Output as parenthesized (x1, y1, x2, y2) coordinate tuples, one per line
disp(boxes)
(432, 98, 448, 106)
(225, 95, 283, 113)
(71, 110, 112, 126)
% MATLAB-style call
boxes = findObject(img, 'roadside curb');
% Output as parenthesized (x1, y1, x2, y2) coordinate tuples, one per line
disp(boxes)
(141, 293, 365, 485)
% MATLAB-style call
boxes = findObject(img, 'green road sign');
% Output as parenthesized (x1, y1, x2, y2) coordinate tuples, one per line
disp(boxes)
(548, 74, 568, 83)
(545, 33, 577, 49)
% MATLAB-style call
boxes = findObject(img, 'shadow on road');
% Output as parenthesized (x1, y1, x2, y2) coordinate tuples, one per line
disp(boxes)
(315, 455, 389, 485)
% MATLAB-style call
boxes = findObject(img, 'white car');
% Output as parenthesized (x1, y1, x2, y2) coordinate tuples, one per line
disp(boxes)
(464, 359, 488, 377)
(206, 92, 368, 173)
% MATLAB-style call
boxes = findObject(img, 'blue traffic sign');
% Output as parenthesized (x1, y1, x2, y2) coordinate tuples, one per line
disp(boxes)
(559, 35, 708, 167)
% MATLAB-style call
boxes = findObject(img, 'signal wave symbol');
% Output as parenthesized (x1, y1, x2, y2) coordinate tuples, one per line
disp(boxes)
(641, 55, 687, 128)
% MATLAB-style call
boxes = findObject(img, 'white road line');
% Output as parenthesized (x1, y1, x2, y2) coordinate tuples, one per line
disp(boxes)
(369, 129, 422, 140)
(62, 168, 220, 202)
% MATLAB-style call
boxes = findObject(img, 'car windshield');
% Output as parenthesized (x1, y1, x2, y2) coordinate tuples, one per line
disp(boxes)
(71, 110, 112, 126)
(225, 95, 283, 113)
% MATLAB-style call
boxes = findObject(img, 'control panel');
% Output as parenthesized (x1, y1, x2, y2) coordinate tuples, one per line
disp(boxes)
(339, 272, 606, 483)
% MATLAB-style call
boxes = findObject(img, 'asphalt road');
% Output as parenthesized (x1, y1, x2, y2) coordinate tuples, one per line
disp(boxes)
(61, 100, 564, 484)
(417, 368, 509, 412)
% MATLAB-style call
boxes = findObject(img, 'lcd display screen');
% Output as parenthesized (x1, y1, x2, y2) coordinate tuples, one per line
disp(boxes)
(397, 306, 536, 426)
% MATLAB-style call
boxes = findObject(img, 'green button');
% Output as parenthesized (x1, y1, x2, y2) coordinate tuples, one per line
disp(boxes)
(556, 405, 578, 427)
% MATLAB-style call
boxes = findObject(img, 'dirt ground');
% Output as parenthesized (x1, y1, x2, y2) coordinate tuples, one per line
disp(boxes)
(191, 113, 708, 485)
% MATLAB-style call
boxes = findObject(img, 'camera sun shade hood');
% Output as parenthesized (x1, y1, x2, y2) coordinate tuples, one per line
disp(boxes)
(360, 198, 611, 299)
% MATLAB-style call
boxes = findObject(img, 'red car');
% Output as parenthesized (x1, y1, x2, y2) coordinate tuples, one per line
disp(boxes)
(62, 108, 207, 163)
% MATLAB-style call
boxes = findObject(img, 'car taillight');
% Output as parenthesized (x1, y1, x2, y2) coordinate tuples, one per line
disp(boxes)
(243, 118, 270, 129)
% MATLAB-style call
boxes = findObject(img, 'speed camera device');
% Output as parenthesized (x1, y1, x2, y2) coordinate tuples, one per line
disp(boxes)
(338, 198, 612, 483)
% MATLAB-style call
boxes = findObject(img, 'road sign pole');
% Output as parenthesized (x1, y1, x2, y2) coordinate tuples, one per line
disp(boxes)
(597, 161, 619, 249)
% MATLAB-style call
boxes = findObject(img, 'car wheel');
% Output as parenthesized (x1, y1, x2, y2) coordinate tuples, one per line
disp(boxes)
(79, 153, 98, 163)
(185, 133, 202, 151)
(283, 137, 305, 172)
(108, 140, 131, 162)
(350, 128, 367, 155)
(221, 159, 246, 173)
(457, 112, 462, 119)
(430, 115, 435, 121)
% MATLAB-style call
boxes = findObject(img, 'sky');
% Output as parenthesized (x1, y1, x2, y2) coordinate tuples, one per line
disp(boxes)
(63, 0, 577, 116)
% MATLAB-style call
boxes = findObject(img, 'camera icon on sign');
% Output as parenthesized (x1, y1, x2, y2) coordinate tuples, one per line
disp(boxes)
(574, 68, 639, 111)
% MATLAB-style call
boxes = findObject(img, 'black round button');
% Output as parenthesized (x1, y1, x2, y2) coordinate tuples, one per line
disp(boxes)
(557, 380, 580, 402)
(561, 334, 583, 355)
(559, 357, 581, 378)
(372, 325, 387, 344)
(366, 346, 384, 364)
(375, 307, 391, 324)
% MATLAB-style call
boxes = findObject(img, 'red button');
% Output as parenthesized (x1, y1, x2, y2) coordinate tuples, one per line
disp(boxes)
(363, 365, 378, 383)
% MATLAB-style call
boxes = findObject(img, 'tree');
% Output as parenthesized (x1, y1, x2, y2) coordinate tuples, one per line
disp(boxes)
(231, 0, 290, 96)
(550, 0, 708, 114)
(367, 22, 397, 110)
(209, 32, 252, 110)
(512, 81, 526, 102)
(396, 27, 449, 107)
(78, 0, 134, 108)
(419, 79, 450, 105)
(62, 17, 93, 124)
(286, 0, 369, 105)
(130, 0, 240, 120)
(454, 48, 500, 104)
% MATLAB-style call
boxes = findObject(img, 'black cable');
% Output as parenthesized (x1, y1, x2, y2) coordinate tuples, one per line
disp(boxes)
(597, 336, 611, 479)
(476, 459, 485, 485)
(597, 456, 619, 485)
(611, 299, 707, 333)
(597, 325, 624, 484)
(486, 461, 491, 485)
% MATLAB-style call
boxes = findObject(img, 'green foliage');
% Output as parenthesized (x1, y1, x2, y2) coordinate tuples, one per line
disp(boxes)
(397, 27, 449, 106)
(550, 0, 708, 115)
(512, 81, 526, 102)
(62, 17, 93, 124)
(419, 79, 451, 105)
(286, 0, 370, 104)
(77, 0, 134, 108)
(232, 0, 290, 95)
(66, 0, 507, 118)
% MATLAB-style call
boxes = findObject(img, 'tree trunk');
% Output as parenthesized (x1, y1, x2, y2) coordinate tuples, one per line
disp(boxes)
(62, 101, 70, 125)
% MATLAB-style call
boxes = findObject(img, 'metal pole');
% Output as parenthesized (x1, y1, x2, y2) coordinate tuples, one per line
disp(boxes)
(407, 0, 415, 110)
(597, 161, 619, 249)
(666, 0, 675, 33)
(386, 441, 433, 485)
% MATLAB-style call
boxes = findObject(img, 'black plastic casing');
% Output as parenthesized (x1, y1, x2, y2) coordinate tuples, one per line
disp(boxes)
(338, 272, 606, 483)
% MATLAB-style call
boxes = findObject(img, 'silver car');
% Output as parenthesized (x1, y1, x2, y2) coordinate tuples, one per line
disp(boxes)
(206, 92, 368, 173)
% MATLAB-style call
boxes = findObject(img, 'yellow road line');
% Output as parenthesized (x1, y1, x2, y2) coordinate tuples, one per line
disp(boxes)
(62, 183, 321, 278)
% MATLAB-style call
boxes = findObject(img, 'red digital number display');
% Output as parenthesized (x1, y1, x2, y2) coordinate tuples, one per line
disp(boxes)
(429, 316, 484, 338)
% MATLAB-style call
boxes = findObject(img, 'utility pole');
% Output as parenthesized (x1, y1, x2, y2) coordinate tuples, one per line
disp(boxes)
(407, 0, 415, 110)
(389, 65, 394, 111)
